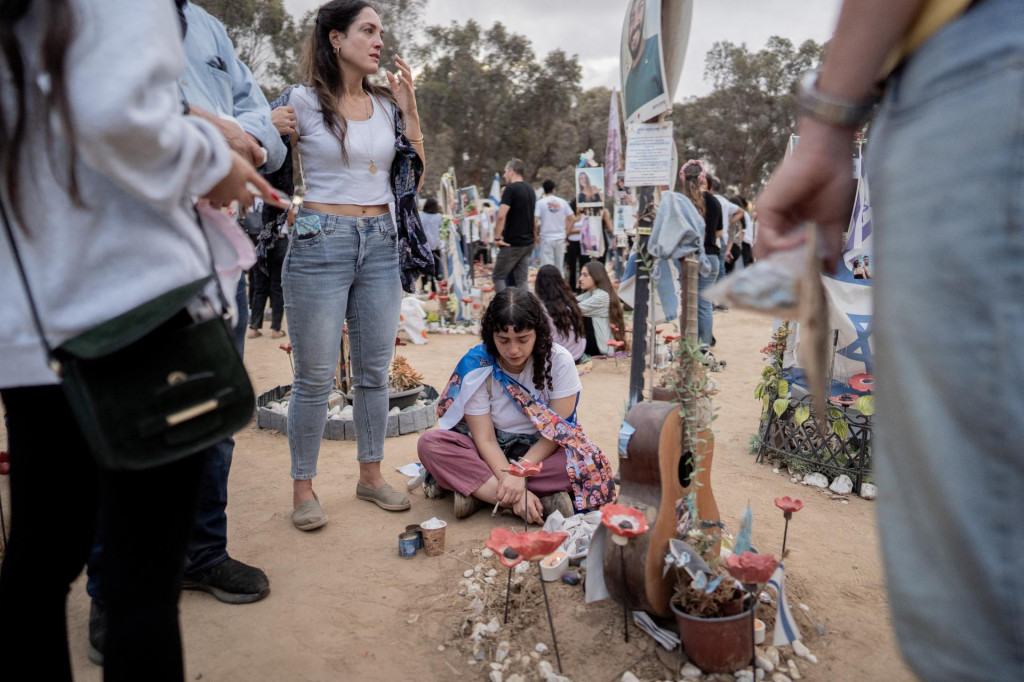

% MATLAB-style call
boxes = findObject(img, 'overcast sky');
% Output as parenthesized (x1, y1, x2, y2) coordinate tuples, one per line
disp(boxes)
(283, 0, 842, 98)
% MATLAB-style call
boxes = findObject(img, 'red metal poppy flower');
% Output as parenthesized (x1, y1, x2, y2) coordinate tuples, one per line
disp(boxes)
(774, 497, 803, 514)
(850, 373, 874, 392)
(278, 343, 293, 353)
(601, 504, 649, 545)
(663, 334, 680, 343)
(828, 393, 857, 406)
(486, 527, 523, 567)
(485, 528, 569, 567)
(507, 460, 542, 478)
(723, 551, 778, 585)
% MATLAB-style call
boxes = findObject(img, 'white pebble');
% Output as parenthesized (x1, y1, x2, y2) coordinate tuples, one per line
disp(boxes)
(804, 654, 818, 665)
(486, 568, 498, 578)
(756, 654, 774, 672)
(535, 642, 548, 653)
(490, 662, 502, 671)
(464, 569, 475, 578)
(481, 548, 495, 559)
(495, 641, 510, 663)
(621, 673, 640, 682)
(791, 640, 810, 658)
(681, 662, 703, 678)
(771, 674, 792, 682)
(489, 671, 503, 682)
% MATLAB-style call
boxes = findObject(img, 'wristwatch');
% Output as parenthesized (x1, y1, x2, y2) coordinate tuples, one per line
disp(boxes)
(797, 70, 877, 128)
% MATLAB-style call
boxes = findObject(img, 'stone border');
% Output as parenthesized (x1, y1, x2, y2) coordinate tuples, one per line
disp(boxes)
(256, 384, 439, 440)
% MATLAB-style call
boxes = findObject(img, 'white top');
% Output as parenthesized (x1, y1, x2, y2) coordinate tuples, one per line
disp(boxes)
(577, 289, 611, 355)
(290, 86, 397, 205)
(420, 212, 443, 250)
(534, 195, 573, 242)
(567, 215, 585, 242)
(713, 194, 738, 248)
(1, 0, 233, 388)
(742, 212, 755, 245)
(464, 344, 581, 434)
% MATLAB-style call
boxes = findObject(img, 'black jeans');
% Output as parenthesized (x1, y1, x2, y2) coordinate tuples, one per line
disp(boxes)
(565, 240, 591, 292)
(249, 240, 286, 331)
(0, 385, 205, 681)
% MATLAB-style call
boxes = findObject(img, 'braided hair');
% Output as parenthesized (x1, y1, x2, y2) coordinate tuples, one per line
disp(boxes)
(481, 288, 554, 392)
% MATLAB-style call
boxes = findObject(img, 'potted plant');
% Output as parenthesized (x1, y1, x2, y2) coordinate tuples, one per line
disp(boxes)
(387, 355, 424, 410)
(666, 512, 753, 674)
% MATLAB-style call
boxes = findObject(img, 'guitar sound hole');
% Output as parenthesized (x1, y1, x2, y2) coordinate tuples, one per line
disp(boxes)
(678, 451, 695, 487)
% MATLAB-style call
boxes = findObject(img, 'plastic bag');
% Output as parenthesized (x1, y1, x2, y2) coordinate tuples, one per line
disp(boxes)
(399, 296, 428, 344)
(706, 243, 804, 318)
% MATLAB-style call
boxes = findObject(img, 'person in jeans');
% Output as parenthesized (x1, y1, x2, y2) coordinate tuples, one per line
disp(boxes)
(492, 158, 536, 292)
(85, 0, 286, 663)
(756, 0, 1022, 677)
(284, 0, 425, 530)
(680, 160, 721, 349)
(0, 0, 282, 678)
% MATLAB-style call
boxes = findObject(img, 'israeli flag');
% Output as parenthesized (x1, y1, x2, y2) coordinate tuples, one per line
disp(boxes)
(446, 227, 472, 321)
(489, 173, 501, 206)
(766, 563, 802, 646)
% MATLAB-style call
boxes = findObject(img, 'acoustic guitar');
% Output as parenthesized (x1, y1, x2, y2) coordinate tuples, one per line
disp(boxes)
(604, 255, 721, 617)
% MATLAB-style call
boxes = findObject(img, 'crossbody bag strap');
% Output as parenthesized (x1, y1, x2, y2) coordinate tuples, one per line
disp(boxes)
(0, 195, 61, 373)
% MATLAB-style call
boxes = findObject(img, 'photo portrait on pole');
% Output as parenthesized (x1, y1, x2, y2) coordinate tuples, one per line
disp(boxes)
(620, 0, 670, 124)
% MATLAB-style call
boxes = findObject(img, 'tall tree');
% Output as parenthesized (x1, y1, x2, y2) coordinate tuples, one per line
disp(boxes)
(672, 36, 823, 196)
(193, 0, 293, 86)
(413, 19, 582, 195)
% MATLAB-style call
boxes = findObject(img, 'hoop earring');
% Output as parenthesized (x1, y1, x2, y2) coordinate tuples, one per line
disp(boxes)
(333, 46, 340, 54)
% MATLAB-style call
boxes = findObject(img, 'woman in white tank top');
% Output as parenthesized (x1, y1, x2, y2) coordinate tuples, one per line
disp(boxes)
(283, 0, 425, 530)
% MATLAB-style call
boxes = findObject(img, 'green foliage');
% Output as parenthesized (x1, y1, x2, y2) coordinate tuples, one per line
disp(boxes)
(672, 37, 824, 196)
(855, 394, 875, 416)
(793, 405, 810, 426)
(412, 19, 586, 193)
(747, 433, 760, 454)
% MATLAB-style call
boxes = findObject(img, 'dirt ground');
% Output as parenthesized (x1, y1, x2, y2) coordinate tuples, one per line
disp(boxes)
(0, 296, 913, 681)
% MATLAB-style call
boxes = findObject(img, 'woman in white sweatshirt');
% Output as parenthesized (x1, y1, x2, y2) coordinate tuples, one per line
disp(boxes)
(0, 0, 278, 677)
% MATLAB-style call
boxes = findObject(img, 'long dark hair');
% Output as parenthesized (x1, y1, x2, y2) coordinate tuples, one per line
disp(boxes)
(481, 288, 554, 392)
(681, 162, 706, 218)
(302, 0, 398, 164)
(534, 264, 585, 342)
(582, 261, 629, 351)
(0, 0, 81, 225)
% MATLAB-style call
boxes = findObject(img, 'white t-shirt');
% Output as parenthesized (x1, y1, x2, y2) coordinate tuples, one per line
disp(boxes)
(713, 194, 738, 248)
(464, 344, 582, 434)
(534, 195, 573, 242)
(567, 215, 585, 243)
(289, 85, 397, 206)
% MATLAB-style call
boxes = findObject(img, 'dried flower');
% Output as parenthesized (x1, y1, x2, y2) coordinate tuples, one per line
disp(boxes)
(389, 355, 424, 392)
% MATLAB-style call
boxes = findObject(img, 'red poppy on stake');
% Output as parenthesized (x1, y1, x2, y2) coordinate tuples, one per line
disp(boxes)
(723, 551, 778, 585)
(506, 460, 542, 478)
(486, 528, 569, 568)
(774, 497, 803, 516)
(601, 504, 650, 546)
(278, 343, 292, 354)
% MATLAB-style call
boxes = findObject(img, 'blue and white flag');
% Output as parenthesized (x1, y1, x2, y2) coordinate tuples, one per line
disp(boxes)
(445, 226, 472, 321)
(489, 173, 501, 206)
(766, 563, 802, 646)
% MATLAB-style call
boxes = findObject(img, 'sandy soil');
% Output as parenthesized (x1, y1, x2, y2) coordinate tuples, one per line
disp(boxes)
(0, 297, 913, 681)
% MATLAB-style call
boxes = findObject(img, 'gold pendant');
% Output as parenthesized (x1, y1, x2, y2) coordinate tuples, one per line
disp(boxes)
(369, 161, 378, 175)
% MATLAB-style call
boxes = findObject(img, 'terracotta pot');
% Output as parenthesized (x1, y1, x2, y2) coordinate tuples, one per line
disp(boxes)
(670, 600, 753, 673)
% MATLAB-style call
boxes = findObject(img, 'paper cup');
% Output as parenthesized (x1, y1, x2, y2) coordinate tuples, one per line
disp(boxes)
(421, 519, 447, 556)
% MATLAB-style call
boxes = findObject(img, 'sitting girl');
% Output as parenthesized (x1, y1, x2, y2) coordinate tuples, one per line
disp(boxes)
(534, 264, 586, 362)
(418, 288, 616, 522)
(577, 261, 629, 357)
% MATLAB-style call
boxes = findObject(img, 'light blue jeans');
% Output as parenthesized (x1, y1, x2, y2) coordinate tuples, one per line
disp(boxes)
(282, 209, 401, 479)
(868, 1, 1024, 678)
(696, 255, 720, 347)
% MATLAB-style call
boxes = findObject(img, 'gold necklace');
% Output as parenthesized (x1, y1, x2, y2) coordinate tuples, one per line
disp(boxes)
(343, 94, 378, 174)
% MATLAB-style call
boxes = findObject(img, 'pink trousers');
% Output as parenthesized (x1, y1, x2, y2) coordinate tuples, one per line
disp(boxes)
(417, 429, 571, 498)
